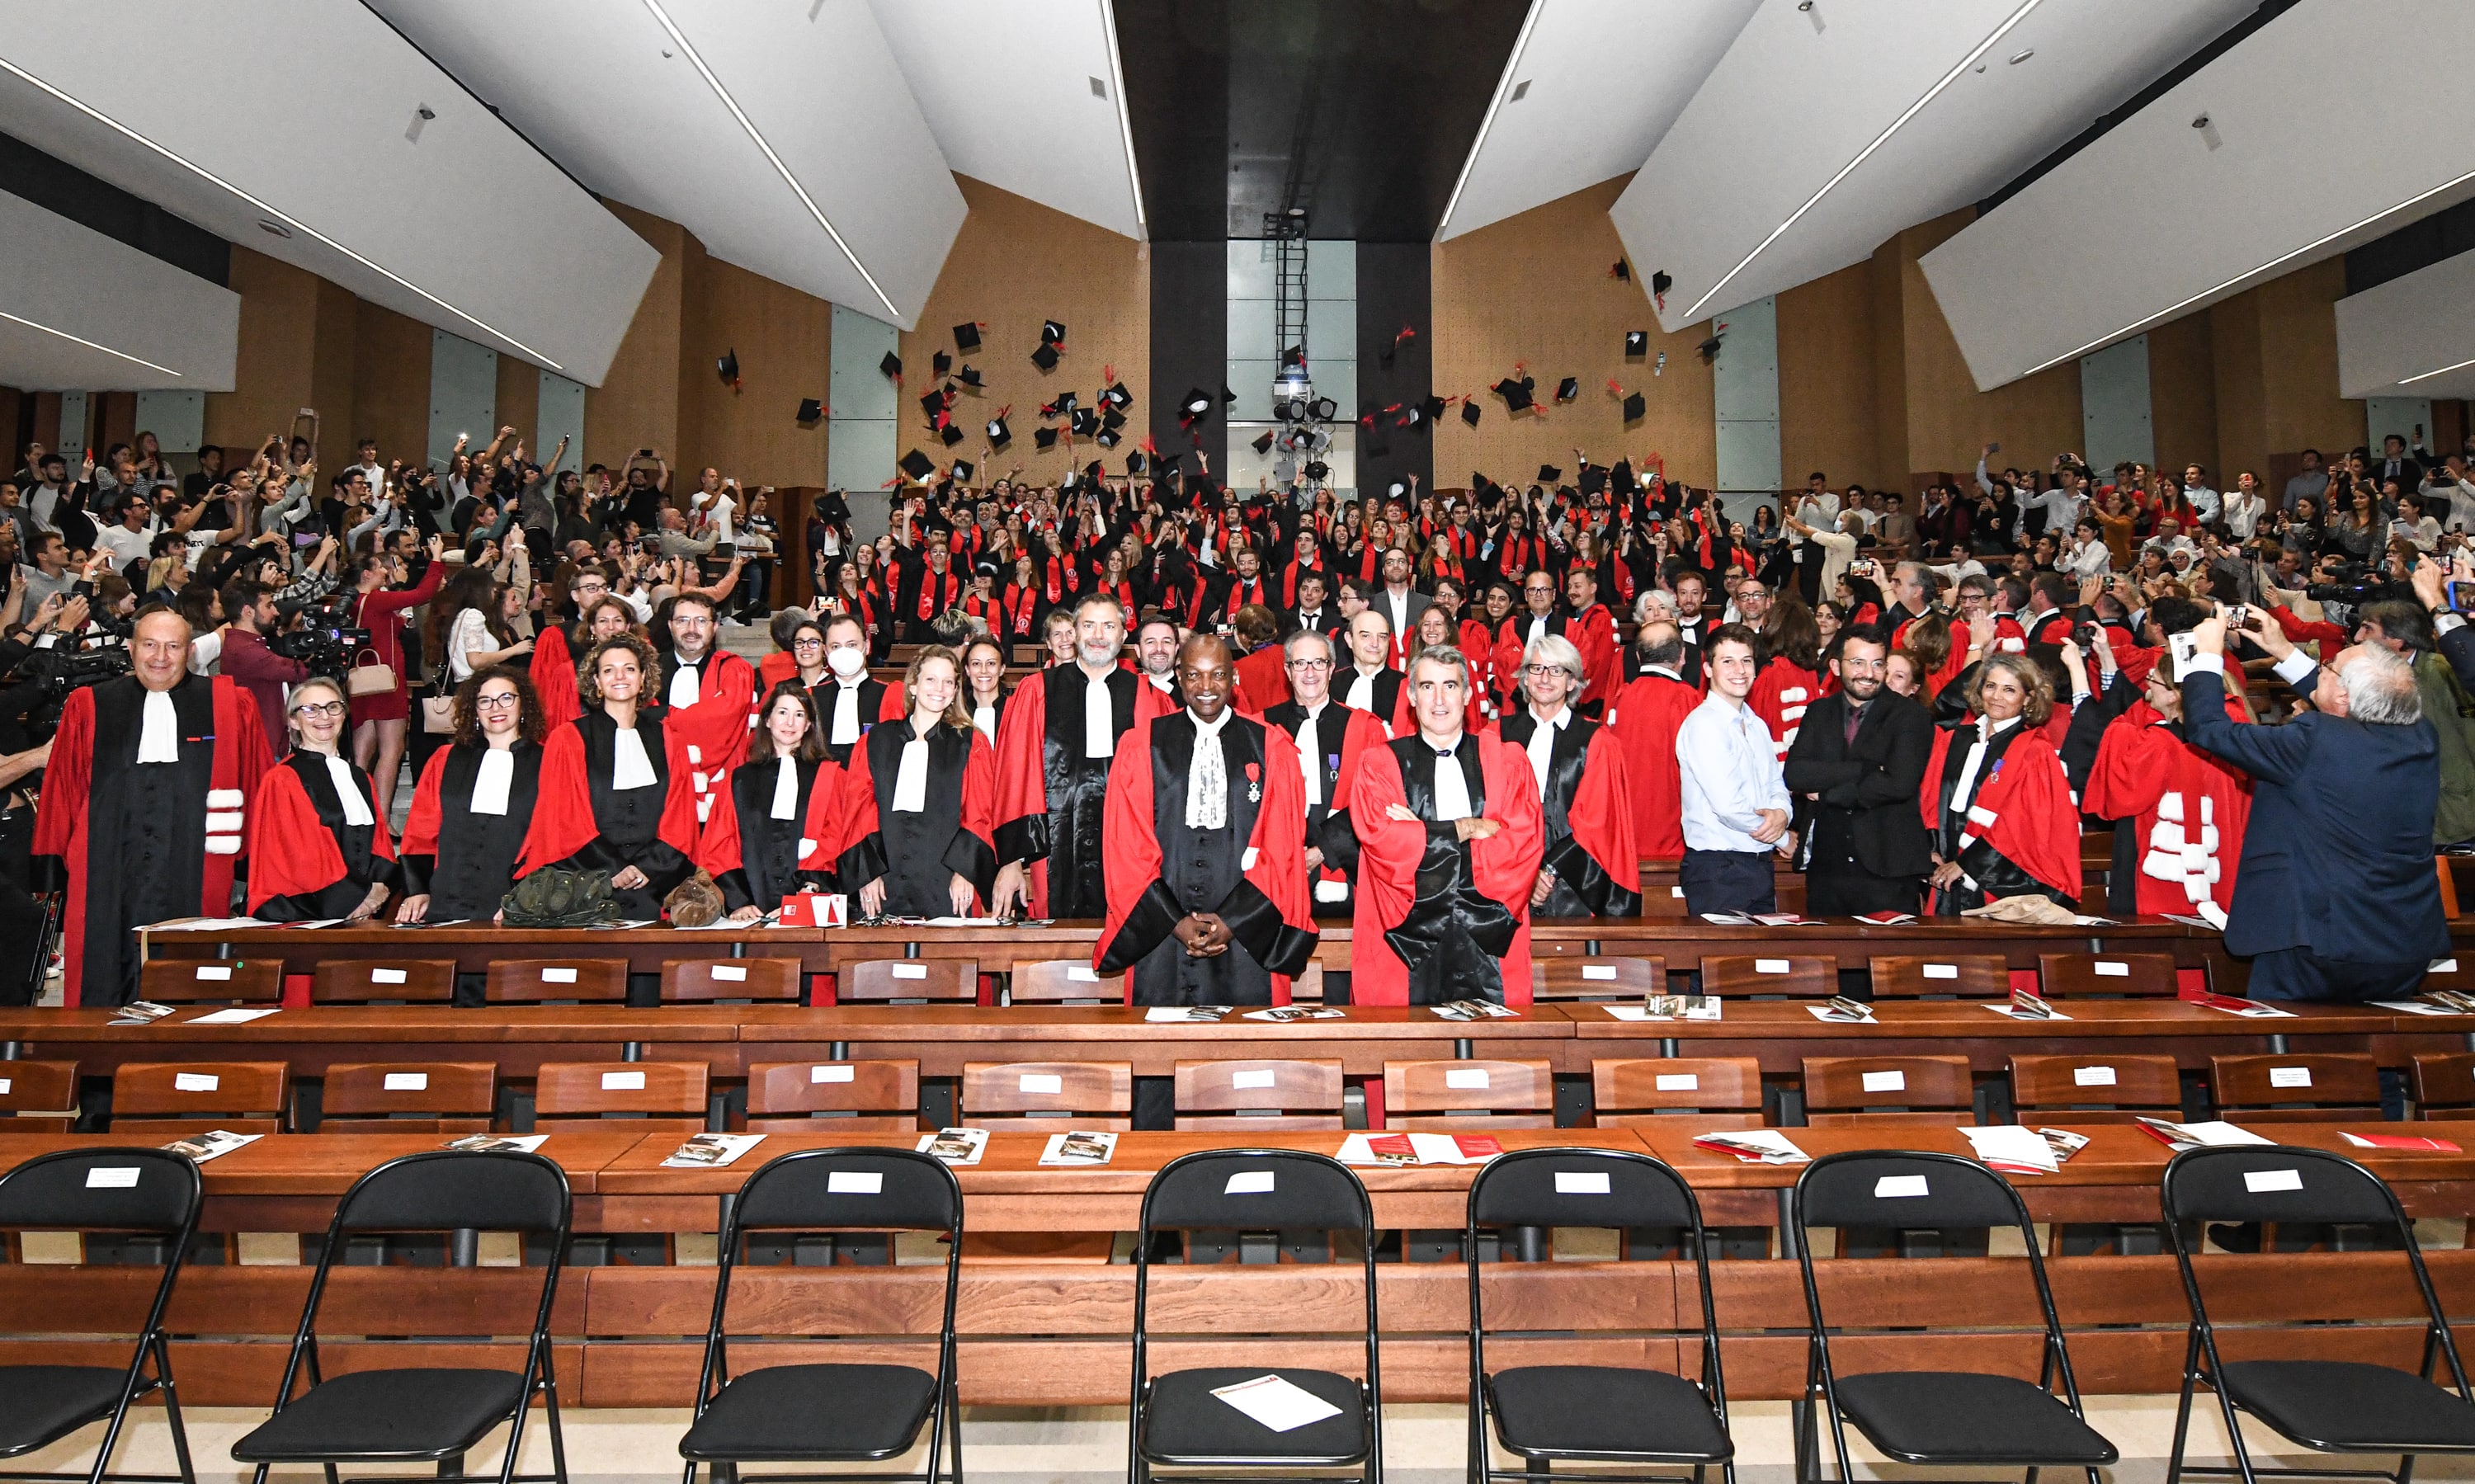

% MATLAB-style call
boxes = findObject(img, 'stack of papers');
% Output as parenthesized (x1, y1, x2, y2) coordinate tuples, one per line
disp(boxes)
(2136, 1117, 2271, 1151)
(917, 1128, 988, 1166)
(1605, 996, 1721, 1021)
(1985, 990, 2068, 1021)
(1039, 1131, 1120, 1166)
(1962, 1125, 2089, 1175)
(1210, 1374, 1342, 1434)
(1336, 1133, 1502, 1166)
(161, 1130, 260, 1163)
(1145, 1005, 1232, 1023)
(1430, 1000, 1519, 1020)
(146, 918, 275, 931)
(445, 1134, 548, 1153)
(107, 1001, 175, 1027)
(1242, 1006, 1345, 1021)
(2376, 997, 2473, 1017)
(1807, 997, 1876, 1023)
(662, 1133, 766, 1168)
(1691, 1130, 1810, 1165)
(1854, 911, 1917, 926)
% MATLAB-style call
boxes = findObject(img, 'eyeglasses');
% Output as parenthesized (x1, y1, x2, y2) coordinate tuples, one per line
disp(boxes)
(292, 700, 346, 718)
(792, 636, 825, 649)
(474, 692, 521, 709)
(1285, 657, 1332, 671)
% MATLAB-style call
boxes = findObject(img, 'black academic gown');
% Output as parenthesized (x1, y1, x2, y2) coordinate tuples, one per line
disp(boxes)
(258, 752, 398, 921)
(714, 756, 834, 913)
(810, 675, 899, 766)
(1497, 710, 1641, 919)
(568, 709, 695, 918)
(1264, 700, 1367, 899)
(1337, 666, 1403, 725)
(1108, 714, 1276, 1007)
(1018, 665, 1149, 920)
(80, 678, 217, 1003)
(1385, 737, 1520, 1004)
(404, 742, 541, 922)
(837, 720, 992, 918)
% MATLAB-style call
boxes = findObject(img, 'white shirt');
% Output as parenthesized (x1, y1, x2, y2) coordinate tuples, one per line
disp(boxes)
(891, 729, 930, 813)
(1522, 705, 1568, 801)
(1384, 587, 1415, 636)
(2224, 489, 2265, 540)
(471, 747, 515, 814)
(2185, 484, 2221, 524)
(188, 629, 224, 676)
(1675, 695, 1789, 853)
(1186, 707, 1233, 831)
(708, 492, 736, 546)
(1428, 737, 1473, 822)
(95, 520, 156, 572)
(1081, 667, 1115, 759)
(1949, 715, 2020, 823)
(973, 703, 997, 742)
(447, 607, 494, 682)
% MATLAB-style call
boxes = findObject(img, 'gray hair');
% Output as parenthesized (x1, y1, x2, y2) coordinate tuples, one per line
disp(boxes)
(1522, 632, 1587, 691)
(2339, 646, 2423, 726)
(1282, 628, 1336, 665)
(1636, 590, 1676, 623)
(1408, 645, 1471, 690)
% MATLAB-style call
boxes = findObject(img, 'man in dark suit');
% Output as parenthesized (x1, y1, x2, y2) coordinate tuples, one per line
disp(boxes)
(2180, 611, 2449, 1001)
(1781, 625, 1934, 916)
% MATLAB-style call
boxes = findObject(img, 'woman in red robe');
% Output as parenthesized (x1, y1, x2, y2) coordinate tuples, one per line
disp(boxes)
(697, 681, 842, 919)
(246, 676, 399, 921)
(1494, 634, 1638, 918)
(828, 647, 1000, 918)
(1920, 652, 2081, 913)
(398, 666, 546, 925)
(519, 634, 701, 921)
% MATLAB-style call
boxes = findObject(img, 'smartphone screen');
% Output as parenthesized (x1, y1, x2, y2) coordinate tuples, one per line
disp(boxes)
(2449, 581, 2475, 614)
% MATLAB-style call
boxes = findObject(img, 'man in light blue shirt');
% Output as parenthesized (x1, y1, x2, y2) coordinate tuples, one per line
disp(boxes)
(1675, 624, 1791, 915)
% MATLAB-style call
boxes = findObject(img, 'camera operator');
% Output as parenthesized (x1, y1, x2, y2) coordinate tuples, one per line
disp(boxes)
(218, 578, 310, 749)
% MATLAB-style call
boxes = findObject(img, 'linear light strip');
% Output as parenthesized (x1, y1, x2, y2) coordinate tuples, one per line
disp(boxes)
(641, 0, 902, 323)
(0, 308, 182, 378)
(1682, 0, 2045, 322)
(0, 54, 559, 370)
(2404, 355, 2475, 385)
(1436, 0, 1543, 243)
(1096, 0, 1146, 238)
(2020, 162, 2475, 379)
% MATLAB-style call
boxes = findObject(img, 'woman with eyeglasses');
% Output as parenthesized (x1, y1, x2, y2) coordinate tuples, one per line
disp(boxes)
(396, 665, 547, 925)
(245, 676, 400, 923)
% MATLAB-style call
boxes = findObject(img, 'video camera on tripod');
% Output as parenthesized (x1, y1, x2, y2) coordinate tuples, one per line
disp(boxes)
(267, 620, 371, 684)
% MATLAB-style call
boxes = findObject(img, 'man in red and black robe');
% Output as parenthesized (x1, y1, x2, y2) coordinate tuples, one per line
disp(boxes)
(1098, 635, 1317, 1007)
(1261, 629, 1386, 914)
(656, 593, 759, 834)
(1497, 638, 1640, 918)
(35, 608, 273, 1006)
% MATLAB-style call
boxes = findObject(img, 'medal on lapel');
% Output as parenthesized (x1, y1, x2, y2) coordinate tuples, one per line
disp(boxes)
(1245, 761, 1261, 803)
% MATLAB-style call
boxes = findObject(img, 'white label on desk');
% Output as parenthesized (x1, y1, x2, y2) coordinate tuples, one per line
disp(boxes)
(1921, 963, 1959, 981)
(2074, 1066, 2118, 1087)
(812, 1066, 856, 1083)
(371, 968, 408, 984)
(1582, 965, 1617, 982)
(2435, 959, 2460, 973)
(87, 1168, 139, 1189)
(712, 966, 747, 982)
(1233, 1070, 1277, 1090)
(2269, 1067, 2312, 1088)
(1445, 1069, 1491, 1090)
(601, 1071, 646, 1091)
(2094, 961, 2129, 978)
(1874, 1175, 1929, 1198)
(1068, 967, 1101, 982)
(384, 1073, 429, 1091)
(827, 1171, 883, 1194)
(0, 1079, 9, 1094)
(1755, 959, 1791, 975)
(892, 964, 928, 981)
(172, 1073, 219, 1092)
(1861, 1071, 1907, 1092)
(2244, 1169, 2303, 1193)
(1225, 1171, 1275, 1194)
(1555, 1171, 1611, 1194)
(196, 966, 232, 981)
(1671, 887, 1685, 898)
(1020, 1073, 1063, 1094)
(1655, 1073, 1700, 1091)
(542, 968, 578, 984)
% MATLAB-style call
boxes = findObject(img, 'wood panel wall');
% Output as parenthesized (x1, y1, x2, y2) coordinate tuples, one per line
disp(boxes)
(586, 202, 686, 477)
(897, 175, 1149, 489)
(1777, 261, 1881, 491)
(205, 245, 322, 455)
(676, 241, 832, 489)
(350, 299, 430, 466)
(2147, 313, 2218, 481)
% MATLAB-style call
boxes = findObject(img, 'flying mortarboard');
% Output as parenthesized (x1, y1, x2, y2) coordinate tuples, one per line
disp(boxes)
(931, 350, 952, 378)
(1101, 406, 1126, 431)
(1303, 459, 1329, 481)
(1461, 400, 1482, 427)
(1281, 344, 1305, 369)
(1650, 271, 1673, 309)
(952, 322, 983, 352)
(1034, 426, 1060, 450)
(1252, 430, 1276, 455)
(950, 459, 974, 482)
(1625, 330, 1649, 356)
(1494, 377, 1534, 413)
(1418, 393, 1448, 426)
(1220, 384, 1238, 406)
(986, 412, 1011, 445)
(1623, 391, 1646, 422)
(1096, 427, 1121, 449)
(919, 389, 947, 426)
(1105, 382, 1132, 408)
(1071, 408, 1097, 436)
(879, 351, 902, 380)
(940, 425, 964, 447)
(1126, 450, 1147, 474)
(1610, 259, 1630, 281)
(1180, 387, 1212, 419)
(956, 365, 983, 390)
(1555, 376, 1580, 403)
(716, 348, 739, 387)
(898, 449, 934, 481)
(1040, 319, 1067, 345)
(1697, 335, 1724, 364)
(795, 398, 824, 426)
(1539, 464, 1563, 483)
(1030, 342, 1060, 372)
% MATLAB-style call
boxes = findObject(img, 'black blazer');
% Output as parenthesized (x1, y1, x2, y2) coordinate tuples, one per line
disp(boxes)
(1781, 690, 1935, 880)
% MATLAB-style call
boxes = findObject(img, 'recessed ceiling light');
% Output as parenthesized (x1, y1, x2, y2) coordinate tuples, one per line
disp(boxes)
(1511, 79, 1530, 101)
(257, 219, 290, 238)
(2009, 48, 2034, 64)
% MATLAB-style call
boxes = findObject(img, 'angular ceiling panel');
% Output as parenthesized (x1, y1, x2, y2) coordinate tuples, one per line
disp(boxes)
(0, 187, 237, 390)
(2338, 247, 2475, 402)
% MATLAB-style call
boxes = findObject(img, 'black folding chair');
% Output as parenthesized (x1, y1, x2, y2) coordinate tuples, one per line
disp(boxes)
(1789, 1151, 2115, 1484)
(1130, 1150, 1379, 1484)
(2162, 1146, 2475, 1484)
(231, 1150, 572, 1484)
(1465, 1148, 1734, 1484)
(0, 1149, 202, 1484)
(679, 1148, 964, 1484)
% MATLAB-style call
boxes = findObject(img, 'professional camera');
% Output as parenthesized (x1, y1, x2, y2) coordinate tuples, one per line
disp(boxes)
(267, 623, 370, 684)
(18, 644, 134, 738)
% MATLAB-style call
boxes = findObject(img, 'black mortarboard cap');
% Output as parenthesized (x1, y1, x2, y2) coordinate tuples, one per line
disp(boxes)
(1418, 394, 1448, 425)
(879, 351, 901, 379)
(1030, 342, 1060, 372)
(1052, 389, 1077, 412)
(1040, 319, 1067, 345)
(898, 449, 934, 480)
(1622, 391, 1646, 422)
(1281, 344, 1305, 369)
(795, 398, 823, 425)
(1625, 330, 1649, 356)
(1034, 426, 1060, 450)
(1181, 387, 1212, 418)
(1126, 450, 1147, 474)
(1495, 377, 1534, 412)
(1461, 400, 1482, 427)
(932, 350, 952, 378)
(717, 348, 738, 384)
(1071, 408, 1097, 436)
(953, 322, 981, 351)
(1097, 427, 1121, 449)
(1539, 464, 1563, 483)
(1611, 259, 1630, 281)
(940, 425, 964, 446)
(1556, 376, 1579, 403)
(958, 365, 983, 389)
(919, 389, 946, 425)
(1101, 406, 1126, 431)
(1220, 384, 1237, 405)
(1252, 430, 1276, 455)
(986, 413, 1011, 445)
(950, 459, 974, 482)
(1650, 271, 1673, 299)
(1105, 381, 1132, 408)
(1697, 335, 1723, 364)
(1084, 459, 1105, 483)
(1154, 450, 1180, 477)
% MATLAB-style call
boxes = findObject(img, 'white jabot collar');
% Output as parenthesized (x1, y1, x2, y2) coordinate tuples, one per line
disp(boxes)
(136, 689, 179, 764)
(318, 752, 375, 827)
(611, 727, 658, 789)
(471, 747, 515, 814)
(770, 756, 800, 820)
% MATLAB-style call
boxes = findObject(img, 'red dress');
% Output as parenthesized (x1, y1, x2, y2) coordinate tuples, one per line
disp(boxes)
(346, 561, 448, 726)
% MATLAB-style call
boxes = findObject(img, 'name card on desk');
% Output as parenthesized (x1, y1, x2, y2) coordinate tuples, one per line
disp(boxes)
(812, 1065, 855, 1082)
(1921, 963, 1958, 980)
(541, 968, 578, 984)
(1860, 1071, 1906, 1092)
(2270, 1067, 2312, 1088)
(1020, 1073, 1063, 1093)
(2074, 1066, 2117, 1086)
(1582, 965, 1616, 981)
(195, 966, 232, 981)
(370, 968, 408, 984)
(1655, 1073, 1700, 1091)
(892, 964, 928, 981)
(1445, 1069, 1491, 1090)
(384, 1073, 429, 1091)
(173, 1073, 219, 1092)
(1754, 959, 1790, 974)
(601, 1071, 646, 1091)
(776, 893, 848, 928)
(1233, 1070, 1277, 1090)
(711, 965, 747, 982)
(2093, 961, 2129, 978)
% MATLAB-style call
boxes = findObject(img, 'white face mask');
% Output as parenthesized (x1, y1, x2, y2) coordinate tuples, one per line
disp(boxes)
(826, 646, 868, 681)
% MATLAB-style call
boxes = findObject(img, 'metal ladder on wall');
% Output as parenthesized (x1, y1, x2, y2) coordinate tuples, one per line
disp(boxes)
(1266, 210, 1310, 375)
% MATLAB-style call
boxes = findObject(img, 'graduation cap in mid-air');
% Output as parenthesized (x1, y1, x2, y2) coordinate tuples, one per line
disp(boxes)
(1125, 450, 1148, 475)
(1623, 391, 1646, 422)
(1071, 408, 1097, 436)
(879, 351, 902, 381)
(1494, 376, 1534, 413)
(1625, 330, 1649, 356)
(1221, 384, 1238, 406)
(940, 425, 965, 446)
(1104, 381, 1132, 408)
(1040, 319, 1067, 345)
(1461, 400, 1482, 427)
(898, 449, 935, 481)
(1280, 344, 1305, 369)
(953, 322, 983, 352)
(1650, 271, 1673, 309)
(985, 409, 1011, 445)
(1101, 406, 1126, 431)
(1417, 393, 1448, 426)
(1610, 259, 1630, 282)
(1302, 459, 1329, 481)
(1034, 426, 1060, 451)
(919, 389, 948, 426)
(1539, 464, 1563, 483)
(957, 365, 983, 389)
(1180, 387, 1212, 420)
(1555, 376, 1580, 403)
(1030, 342, 1060, 373)
(1697, 334, 1724, 365)
(1252, 430, 1276, 455)
(950, 459, 974, 483)
(716, 348, 739, 388)
(1096, 427, 1121, 450)
(795, 398, 824, 426)
(931, 350, 952, 378)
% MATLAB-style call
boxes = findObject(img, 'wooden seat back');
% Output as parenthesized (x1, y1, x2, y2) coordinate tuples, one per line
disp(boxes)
(2413, 1053, 2475, 1119)
(1800, 1054, 1974, 1127)
(0, 1061, 80, 1128)
(2008, 1053, 2183, 1124)
(1699, 954, 1835, 997)
(1382, 1058, 1556, 1129)
(959, 1061, 1133, 1128)
(312, 959, 457, 1004)
(744, 1060, 921, 1133)
(485, 958, 628, 1004)
(661, 958, 802, 1003)
(2037, 952, 2178, 998)
(139, 959, 284, 1005)
(318, 1062, 499, 1133)
(1172, 1059, 1346, 1130)
(110, 1060, 289, 1138)
(1010, 960, 1124, 1004)
(1534, 956, 1665, 1001)
(842, 959, 978, 1003)
(533, 1061, 710, 1133)
(1591, 1057, 1765, 1129)
(1866, 954, 2008, 999)
(2209, 1053, 2383, 1122)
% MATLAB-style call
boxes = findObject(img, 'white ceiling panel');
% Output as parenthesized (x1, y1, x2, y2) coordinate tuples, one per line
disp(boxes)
(2337, 248, 2475, 402)
(870, 0, 1143, 238)
(0, 0, 657, 383)
(1612, 0, 2252, 328)
(1438, 0, 1760, 243)
(1923, 0, 2475, 392)
(0, 189, 237, 391)
(373, 0, 967, 330)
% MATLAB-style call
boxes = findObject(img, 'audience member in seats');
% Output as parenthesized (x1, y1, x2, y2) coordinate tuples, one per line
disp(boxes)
(1040, 609, 1077, 668)
(530, 562, 618, 727)
(1351, 646, 1544, 1006)
(1097, 634, 1317, 1006)
(962, 635, 1010, 744)
(215, 578, 310, 755)
(1746, 601, 1823, 762)
(1337, 609, 1403, 728)
(397, 666, 545, 925)
(520, 634, 699, 921)
(346, 536, 447, 819)
(1920, 651, 2081, 915)
(700, 681, 842, 920)
(1229, 604, 1289, 714)
(1782, 625, 1934, 916)
(1493, 569, 1564, 709)
(755, 605, 806, 694)
(1289, 569, 1340, 638)
(830, 648, 998, 920)
(1499, 633, 1638, 919)
(2180, 611, 2447, 1000)
(1371, 545, 1429, 649)
(1261, 628, 1384, 916)
(244, 676, 398, 922)
(1559, 566, 1621, 718)
(34, 606, 273, 1006)
(990, 591, 1172, 919)
(1393, 605, 1486, 736)
(809, 612, 903, 767)
(1134, 615, 1181, 699)
(2078, 629, 2251, 925)
(1610, 621, 1698, 865)
(655, 591, 757, 833)
(1676, 624, 1793, 916)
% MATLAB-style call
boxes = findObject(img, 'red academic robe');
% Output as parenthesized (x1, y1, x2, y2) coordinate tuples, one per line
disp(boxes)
(659, 649, 761, 834)
(1747, 661, 1820, 763)
(826, 723, 999, 913)
(518, 716, 702, 875)
(2082, 696, 2251, 921)
(1096, 712, 1318, 1003)
(531, 625, 584, 728)
(243, 754, 398, 914)
(1919, 723, 2082, 900)
(1350, 732, 1545, 1006)
(1232, 643, 1290, 714)
(1608, 671, 1697, 862)
(758, 649, 799, 694)
(991, 665, 1176, 916)
(35, 676, 274, 1006)
(1492, 713, 1640, 917)
(695, 756, 842, 908)
(1564, 604, 1619, 714)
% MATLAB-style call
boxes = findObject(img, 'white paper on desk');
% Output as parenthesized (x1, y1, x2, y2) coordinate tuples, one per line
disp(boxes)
(443, 1133, 549, 1153)
(1692, 1129, 1809, 1164)
(1336, 1133, 1499, 1167)
(271, 918, 350, 930)
(186, 1007, 280, 1025)
(2162, 914, 2219, 930)
(1145, 1005, 1231, 1022)
(1210, 1373, 1344, 1434)
(674, 916, 757, 930)
(1040, 1130, 1120, 1166)
(144, 917, 275, 931)
(1242, 1006, 1345, 1020)
(2374, 1000, 2464, 1016)
(1982, 1002, 2073, 1020)
(662, 1133, 766, 1169)
(917, 1128, 988, 1166)
(2201, 998, 2297, 1019)
(1603, 998, 1723, 1021)
(160, 1130, 260, 1163)
(1805, 1005, 1875, 1023)
(2138, 1117, 2272, 1150)
(1699, 912, 1755, 925)
(1964, 1125, 2059, 1174)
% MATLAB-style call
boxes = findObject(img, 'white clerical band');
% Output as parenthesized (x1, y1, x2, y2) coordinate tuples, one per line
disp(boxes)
(136, 690, 179, 764)
(325, 755, 374, 827)
(611, 728, 658, 790)
(471, 749, 514, 815)
(1083, 674, 1115, 759)
(892, 737, 930, 813)
(770, 756, 799, 821)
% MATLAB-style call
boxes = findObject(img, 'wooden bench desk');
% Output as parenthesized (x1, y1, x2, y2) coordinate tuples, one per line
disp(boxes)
(0, 1005, 747, 1078)
(142, 921, 823, 975)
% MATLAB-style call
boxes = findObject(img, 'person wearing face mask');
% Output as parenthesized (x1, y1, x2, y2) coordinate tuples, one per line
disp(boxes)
(830, 647, 999, 921)
(808, 612, 905, 766)
(1920, 651, 2081, 915)
(397, 666, 547, 924)
(520, 634, 700, 921)
(244, 676, 399, 922)
(699, 682, 842, 920)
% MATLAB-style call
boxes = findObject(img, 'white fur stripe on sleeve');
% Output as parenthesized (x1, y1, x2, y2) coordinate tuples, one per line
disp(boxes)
(204, 836, 239, 855)
(205, 811, 243, 833)
(206, 789, 243, 809)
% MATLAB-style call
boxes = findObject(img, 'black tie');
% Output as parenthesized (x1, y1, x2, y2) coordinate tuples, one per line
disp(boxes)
(1844, 702, 1864, 747)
